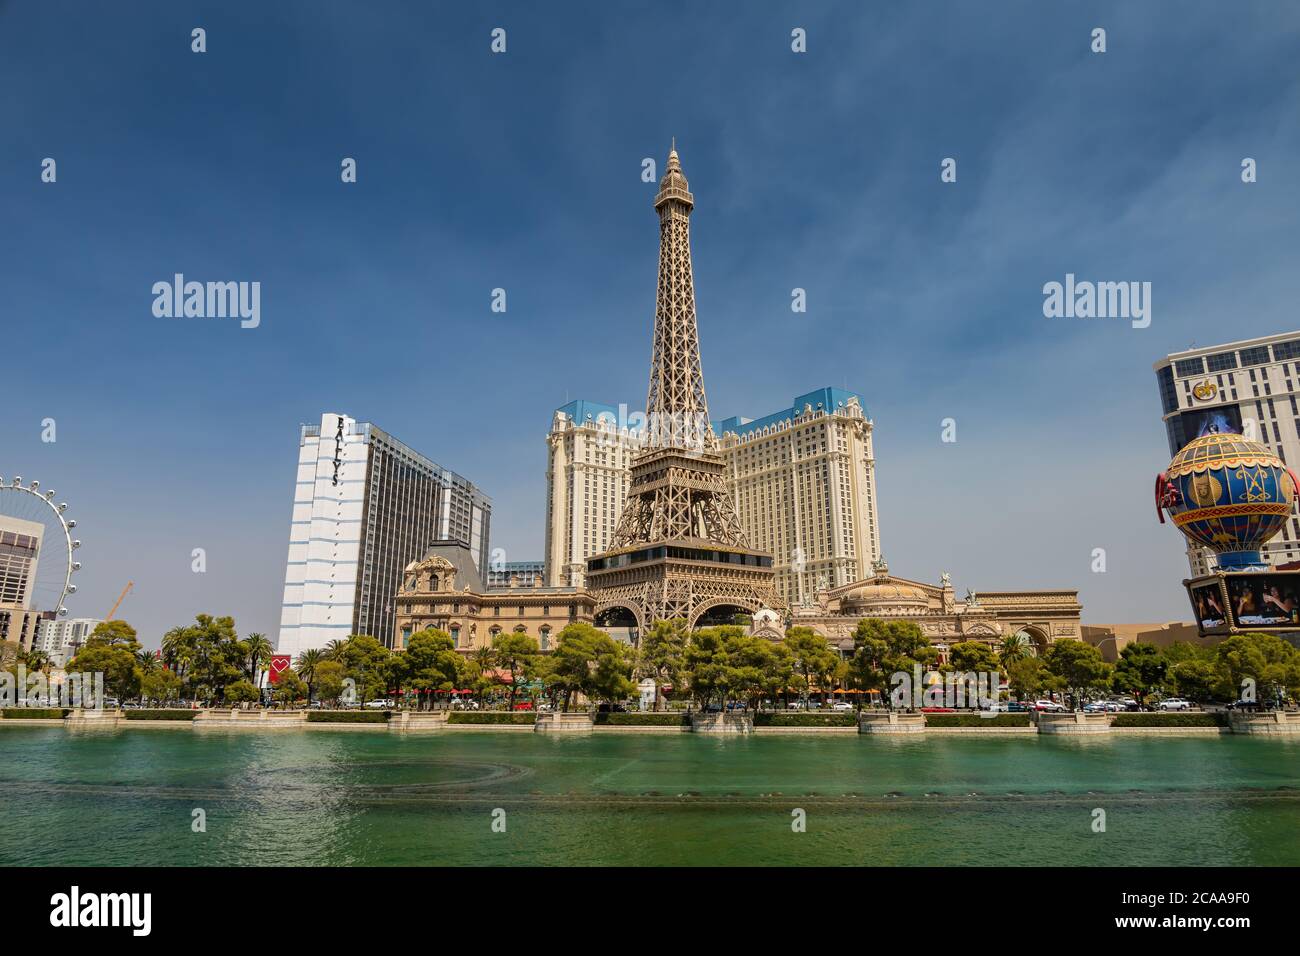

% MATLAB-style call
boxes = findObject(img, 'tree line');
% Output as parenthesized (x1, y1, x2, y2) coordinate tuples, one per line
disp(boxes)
(5, 614, 1297, 710)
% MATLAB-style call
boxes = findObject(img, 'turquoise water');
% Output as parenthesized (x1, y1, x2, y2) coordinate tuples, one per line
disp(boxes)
(1, 727, 1297, 866)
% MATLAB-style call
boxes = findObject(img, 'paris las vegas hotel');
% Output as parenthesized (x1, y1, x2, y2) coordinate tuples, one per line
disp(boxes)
(543, 387, 881, 604)
(304, 145, 1082, 660)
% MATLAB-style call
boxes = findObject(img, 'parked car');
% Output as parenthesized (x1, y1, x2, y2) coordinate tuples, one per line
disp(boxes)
(512, 701, 534, 711)
(364, 699, 394, 709)
(1033, 700, 1067, 713)
(1005, 701, 1029, 712)
(831, 701, 854, 712)
(1158, 697, 1193, 711)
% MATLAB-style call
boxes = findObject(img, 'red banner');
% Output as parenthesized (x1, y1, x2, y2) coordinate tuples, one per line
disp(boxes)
(268, 655, 292, 684)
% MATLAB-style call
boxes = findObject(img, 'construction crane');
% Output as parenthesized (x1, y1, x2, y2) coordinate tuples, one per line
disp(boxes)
(105, 581, 133, 621)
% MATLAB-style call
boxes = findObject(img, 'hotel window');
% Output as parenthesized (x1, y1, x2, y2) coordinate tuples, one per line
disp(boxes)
(1174, 357, 1205, 377)
(1274, 341, 1300, 361)
(1239, 345, 1270, 367)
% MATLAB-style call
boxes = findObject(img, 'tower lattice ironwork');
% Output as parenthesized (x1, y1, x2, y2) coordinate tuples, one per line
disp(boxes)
(587, 144, 785, 629)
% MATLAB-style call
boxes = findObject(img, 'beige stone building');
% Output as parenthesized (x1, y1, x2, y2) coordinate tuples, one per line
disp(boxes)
(394, 541, 594, 653)
(786, 561, 1082, 659)
(543, 388, 881, 606)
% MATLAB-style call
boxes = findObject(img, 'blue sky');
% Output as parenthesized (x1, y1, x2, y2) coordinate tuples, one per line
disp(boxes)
(3, 2, 1298, 646)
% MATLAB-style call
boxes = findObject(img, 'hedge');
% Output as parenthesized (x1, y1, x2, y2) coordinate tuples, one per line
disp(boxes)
(125, 710, 197, 721)
(594, 712, 690, 726)
(306, 710, 390, 723)
(447, 711, 535, 725)
(925, 713, 1032, 728)
(753, 712, 856, 727)
(1112, 712, 1225, 728)
(1, 708, 69, 719)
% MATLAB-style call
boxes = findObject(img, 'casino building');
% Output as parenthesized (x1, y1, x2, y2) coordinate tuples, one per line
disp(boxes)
(780, 560, 1082, 658)
(1155, 331, 1300, 574)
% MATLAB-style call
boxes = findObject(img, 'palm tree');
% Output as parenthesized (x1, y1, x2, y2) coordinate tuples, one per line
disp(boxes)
(296, 648, 324, 701)
(21, 648, 51, 673)
(999, 631, 1032, 667)
(244, 633, 273, 682)
(471, 645, 497, 707)
(323, 639, 348, 661)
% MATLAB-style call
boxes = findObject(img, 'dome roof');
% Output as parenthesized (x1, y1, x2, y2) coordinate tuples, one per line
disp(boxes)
(1158, 430, 1298, 567)
(1167, 432, 1283, 478)
(843, 581, 929, 608)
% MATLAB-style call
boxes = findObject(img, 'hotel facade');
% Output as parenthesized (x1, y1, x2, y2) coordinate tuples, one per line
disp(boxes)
(0, 516, 45, 650)
(1155, 331, 1300, 575)
(543, 387, 881, 606)
(276, 412, 491, 658)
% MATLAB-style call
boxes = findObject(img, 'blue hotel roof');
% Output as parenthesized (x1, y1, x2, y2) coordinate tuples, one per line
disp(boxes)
(555, 388, 867, 439)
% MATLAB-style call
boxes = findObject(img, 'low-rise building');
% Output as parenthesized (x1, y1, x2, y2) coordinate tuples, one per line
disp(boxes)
(394, 541, 594, 653)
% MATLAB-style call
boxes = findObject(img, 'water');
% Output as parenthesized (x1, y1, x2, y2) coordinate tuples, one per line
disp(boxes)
(1, 727, 1297, 866)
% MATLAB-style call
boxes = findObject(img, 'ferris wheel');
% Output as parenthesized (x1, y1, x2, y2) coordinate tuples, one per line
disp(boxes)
(0, 475, 80, 619)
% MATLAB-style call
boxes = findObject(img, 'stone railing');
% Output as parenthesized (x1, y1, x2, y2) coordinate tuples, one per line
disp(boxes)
(535, 712, 594, 734)
(1228, 710, 1300, 735)
(194, 708, 308, 727)
(858, 711, 925, 734)
(1036, 711, 1111, 735)
(689, 712, 754, 735)
(388, 710, 449, 732)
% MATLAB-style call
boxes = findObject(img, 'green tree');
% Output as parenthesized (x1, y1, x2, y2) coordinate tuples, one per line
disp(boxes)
(1111, 643, 1168, 703)
(1006, 656, 1053, 702)
(1168, 659, 1219, 703)
(87, 620, 142, 652)
(847, 619, 936, 708)
(224, 679, 260, 704)
(1044, 640, 1111, 708)
(999, 631, 1033, 667)
(637, 618, 688, 710)
(295, 648, 325, 701)
(393, 628, 465, 709)
(336, 634, 390, 705)
(312, 661, 345, 704)
(948, 640, 1000, 674)
(243, 633, 273, 683)
(1216, 632, 1300, 704)
(273, 669, 307, 706)
(784, 627, 841, 708)
(492, 631, 539, 710)
(140, 668, 182, 705)
(549, 622, 633, 711)
(64, 620, 145, 702)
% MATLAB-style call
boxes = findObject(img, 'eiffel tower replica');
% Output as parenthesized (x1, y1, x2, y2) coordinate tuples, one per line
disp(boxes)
(586, 143, 785, 629)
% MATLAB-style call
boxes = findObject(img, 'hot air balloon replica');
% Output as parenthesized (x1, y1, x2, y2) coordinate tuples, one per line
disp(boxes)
(1156, 429, 1300, 633)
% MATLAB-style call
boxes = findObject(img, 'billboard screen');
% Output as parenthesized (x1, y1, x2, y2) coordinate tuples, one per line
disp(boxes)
(1182, 405, 1243, 441)
(1188, 581, 1227, 629)
(1224, 573, 1300, 627)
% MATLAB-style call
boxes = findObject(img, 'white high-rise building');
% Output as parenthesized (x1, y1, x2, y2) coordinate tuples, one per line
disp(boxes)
(276, 412, 491, 658)
(1155, 331, 1300, 575)
(543, 388, 881, 605)
(35, 617, 100, 666)
(0, 516, 45, 650)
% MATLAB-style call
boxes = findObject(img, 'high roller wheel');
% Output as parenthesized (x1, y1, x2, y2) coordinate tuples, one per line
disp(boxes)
(0, 475, 80, 619)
